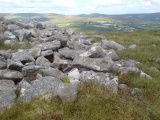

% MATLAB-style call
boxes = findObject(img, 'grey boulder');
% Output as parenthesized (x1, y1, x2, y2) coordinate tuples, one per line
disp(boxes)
(0, 69, 23, 81)
(79, 46, 106, 58)
(72, 57, 114, 72)
(12, 50, 35, 63)
(0, 56, 6, 69)
(101, 40, 126, 50)
(36, 56, 51, 68)
(33, 40, 61, 51)
(0, 80, 16, 109)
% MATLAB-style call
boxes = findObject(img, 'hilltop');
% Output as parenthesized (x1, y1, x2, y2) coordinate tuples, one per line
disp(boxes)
(0, 17, 160, 119)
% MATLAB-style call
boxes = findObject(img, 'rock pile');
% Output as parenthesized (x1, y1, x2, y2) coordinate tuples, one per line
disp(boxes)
(0, 17, 151, 110)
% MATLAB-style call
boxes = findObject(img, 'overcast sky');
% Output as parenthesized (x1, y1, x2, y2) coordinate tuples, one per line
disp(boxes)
(0, 0, 160, 15)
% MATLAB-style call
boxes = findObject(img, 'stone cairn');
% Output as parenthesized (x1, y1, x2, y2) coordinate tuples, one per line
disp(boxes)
(0, 17, 152, 110)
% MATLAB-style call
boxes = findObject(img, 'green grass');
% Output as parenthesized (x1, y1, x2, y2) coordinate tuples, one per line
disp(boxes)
(61, 77, 70, 83)
(0, 39, 31, 50)
(0, 30, 160, 119)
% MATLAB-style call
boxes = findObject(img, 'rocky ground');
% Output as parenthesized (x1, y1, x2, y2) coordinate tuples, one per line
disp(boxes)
(0, 17, 153, 111)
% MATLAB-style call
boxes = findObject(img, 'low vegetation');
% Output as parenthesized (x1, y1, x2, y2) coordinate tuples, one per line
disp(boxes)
(0, 30, 160, 119)
(0, 39, 31, 50)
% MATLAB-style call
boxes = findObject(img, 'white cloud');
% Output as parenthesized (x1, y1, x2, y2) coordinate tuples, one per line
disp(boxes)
(92, 0, 122, 5)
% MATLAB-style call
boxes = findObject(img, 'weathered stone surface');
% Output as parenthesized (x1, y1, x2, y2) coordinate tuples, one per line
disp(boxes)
(7, 59, 24, 71)
(19, 76, 77, 102)
(22, 65, 44, 77)
(0, 50, 12, 59)
(58, 47, 85, 59)
(57, 83, 78, 102)
(119, 67, 140, 74)
(0, 56, 6, 69)
(68, 68, 80, 84)
(101, 40, 126, 50)
(72, 57, 114, 72)
(33, 40, 61, 51)
(36, 56, 51, 67)
(13, 29, 27, 42)
(129, 44, 137, 49)
(140, 71, 152, 79)
(155, 58, 160, 63)
(118, 84, 128, 90)
(0, 69, 23, 81)
(6, 24, 20, 32)
(41, 50, 53, 57)
(53, 52, 71, 70)
(79, 46, 106, 58)
(106, 49, 120, 61)
(29, 47, 41, 58)
(12, 50, 35, 63)
(40, 68, 64, 79)
(4, 31, 16, 39)
(80, 71, 118, 93)
(0, 80, 16, 109)
(67, 40, 90, 50)
(149, 67, 159, 72)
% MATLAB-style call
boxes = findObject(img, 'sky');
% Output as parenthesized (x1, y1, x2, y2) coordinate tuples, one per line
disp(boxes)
(0, 0, 160, 15)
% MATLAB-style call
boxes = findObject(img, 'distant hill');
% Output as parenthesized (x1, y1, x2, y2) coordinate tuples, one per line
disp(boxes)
(77, 12, 160, 21)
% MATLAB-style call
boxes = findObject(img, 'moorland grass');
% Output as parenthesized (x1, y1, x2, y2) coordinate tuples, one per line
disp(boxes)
(0, 30, 160, 120)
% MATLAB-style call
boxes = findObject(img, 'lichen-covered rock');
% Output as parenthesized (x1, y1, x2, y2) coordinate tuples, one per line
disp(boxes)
(0, 56, 6, 69)
(12, 50, 35, 63)
(0, 80, 16, 109)
(101, 40, 126, 50)
(79, 46, 106, 58)
(36, 56, 51, 68)
(72, 57, 114, 72)
(0, 69, 23, 81)
(33, 40, 61, 51)
(7, 59, 24, 71)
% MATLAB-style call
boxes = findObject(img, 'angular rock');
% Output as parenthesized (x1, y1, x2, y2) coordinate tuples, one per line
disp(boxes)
(0, 56, 6, 69)
(53, 53, 71, 70)
(140, 71, 152, 79)
(35, 22, 45, 30)
(57, 83, 78, 102)
(72, 57, 114, 72)
(33, 40, 61, 51)
(58, 47, 85, 59)
(22, 65, 44, 77)
(36, 56, 51, 68)
(0, 80, 16, 109)
(79, 71, 118, 93)
(118, 84, 128, 90)
(0, 50, 12, 59)
(129, 44, 137, 49)
(7, 59, 24, 71)
(41, 50, 53, 57)
(106, 49, 119, 61)
(19, 76, 77, 102)
(6, 24, 20, 32)
(155, 58, 160, 63)
(29, 47, 41, 58)
(101, 40, 126, 50)
(40, 68, 64, 79)
(0, 69, 23, 81)
(79, 46, 106, 58)
(49, 34, 69, 47)
(12, 50, 35, 63)
(119, 67, 140, 74)
(149, 67, 159, 72)
(67, 40, 90, 50)
(68, 68, 80, 84)
(13, 29, 27, 42)
(4, 31, 16, 39)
